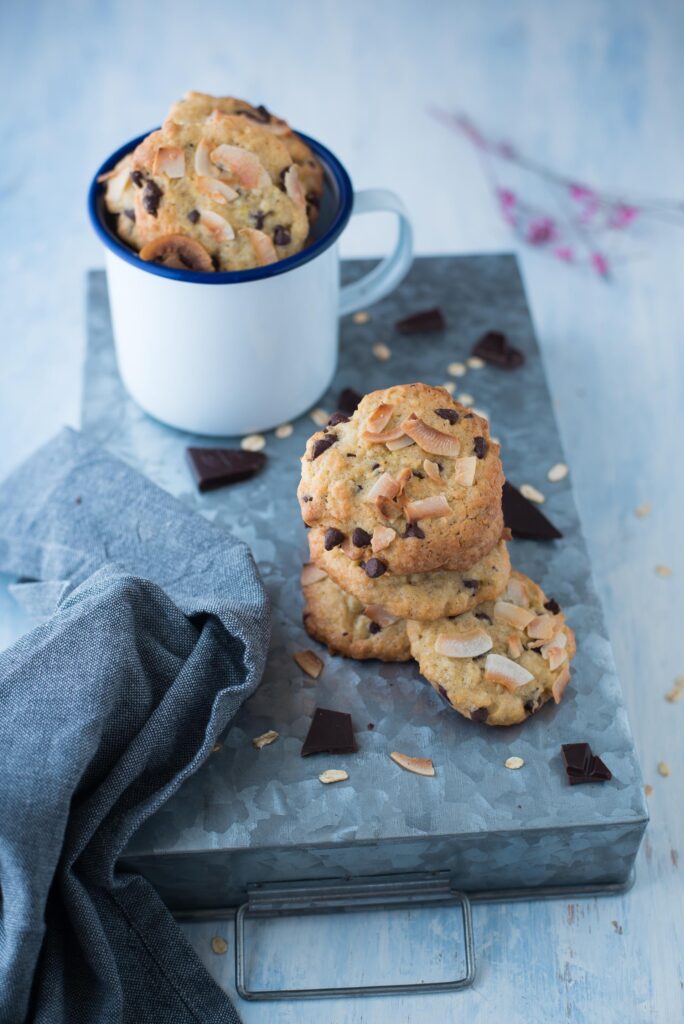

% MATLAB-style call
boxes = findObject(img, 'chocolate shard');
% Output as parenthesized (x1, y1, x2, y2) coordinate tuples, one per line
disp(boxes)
(561, 743, 612, 785)
(503, 480, 562, 540)
(301, 707, 358, 757)
(337, 387, 363, 416)
(395, 307, 446, 335)
(186, 447, 266, 492)
(311, 435, 337, 460)
(470, 707, 489, 723)
(472, 330, 524, 369)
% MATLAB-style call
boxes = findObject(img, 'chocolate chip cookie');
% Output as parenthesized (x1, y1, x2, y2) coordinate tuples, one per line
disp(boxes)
(297, 384, 504, 575)
(406, 571, 576, 726)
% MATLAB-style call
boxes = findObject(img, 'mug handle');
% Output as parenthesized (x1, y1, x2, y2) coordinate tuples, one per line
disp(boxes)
(338, 188, 413, 317)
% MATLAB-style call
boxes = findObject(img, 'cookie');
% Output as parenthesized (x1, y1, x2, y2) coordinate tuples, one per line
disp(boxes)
(406, 571, 576, 726)
(301, 564, 411, 662)
(297, 384, 504, 575)
(102, 112, 309, 271)
(168, 92, 324, 221)
(309, 530, 510, 620)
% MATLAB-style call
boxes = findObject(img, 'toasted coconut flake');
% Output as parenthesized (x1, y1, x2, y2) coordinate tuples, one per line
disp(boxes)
(452, 456, 477, 487)
(526, 614, 557, 640)
(505, 756, 525, 770)
(199, 209, 235, 242)
(494, 600, 536, 630)
(423, 459, 441, 483)
(363, 604, 400, 627)
(197, 176, 238, 203)
(372, 342, 392, 361)
(284, 165, 306, 208)
(139, 234, 214, 272)
(435, 629, 493, 658)
(195, 137, 217, 178)
(404, 494, 451, 522)
(552, 664, 571, 704)
(386, 434, 415, 451)
(367, 403, 395, 434)
(507, 634, 524, 659)
(300, 562, 327, 586)
(365, 472, 400, 505)
(319, 769, 349, 784)
(153, 145, 185, 178)
(102, 163, 133, 204)
(503, 576, 529, 607)
(484, 653, 534, 691)
(97, 165, 125, 183)
(252, 729, 279, 749)
(540, 631, 567, 660)
(545, 646, 568, 671)
(241, 433, 266, 452)
(293, 649, 324, 678)
(363, 425, 406, 444)
(390, 751, 435, 777)
(395, 467, 412, 496)
(400, 415, 461, 457)
(210, 143, 271, 188)
(371, 525, 396, 553)
(239, 227, 277, 264)
(520, 483, 545, 504)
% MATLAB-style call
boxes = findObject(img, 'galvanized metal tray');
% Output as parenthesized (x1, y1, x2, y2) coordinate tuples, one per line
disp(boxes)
(83, 257, 646, 940)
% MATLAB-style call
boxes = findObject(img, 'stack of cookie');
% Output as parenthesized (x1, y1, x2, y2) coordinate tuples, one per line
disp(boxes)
(298, 383, 575, 727)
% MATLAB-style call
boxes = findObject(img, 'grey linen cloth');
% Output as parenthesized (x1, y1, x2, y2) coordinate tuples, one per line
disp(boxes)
(0, 428, 271, 1023)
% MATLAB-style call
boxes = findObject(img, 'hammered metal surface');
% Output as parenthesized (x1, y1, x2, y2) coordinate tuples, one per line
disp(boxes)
(82, 257, 646, 900)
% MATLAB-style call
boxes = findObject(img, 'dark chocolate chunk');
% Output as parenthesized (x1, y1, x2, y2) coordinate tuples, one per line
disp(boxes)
(544, 598, 561, 615)
(123, 208, 135, 222)
(130, 170, 144, 188)
(187, 209, 200, 224)
(273, 225, 291, 246)
(251, 211, 265, 230)
(561, 743, 612, 785)
(472, 330, 524, 369)
(412, 470, 425, 479)
(403, 523, 426, 540)
(236, 104, 271, 124)
(186, 447, 266, 492)
(503, 480, 562, 540)
(395, 307, 446, 335)
(475, 611, 492, 624)
(470, 707, 489, 723)
(324, 527, 345, 550)
(142, 179, 162, 216)
(302, 495, 312, 502)
(311, 435, 337, 460)
(463, 579, 480, 591)
(368, 622, 382, 635)
(362, 557, 387, 578)
(473, 436, 488, 459)
(338, 387, 363, 415)
(352, 527, 372, 547)
(301, 707, 358, 757)
(435, 407, 459, 424)
(327, 412, 350, 427)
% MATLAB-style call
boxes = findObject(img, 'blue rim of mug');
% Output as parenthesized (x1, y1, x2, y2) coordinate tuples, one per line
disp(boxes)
(88, 129, 354, 284)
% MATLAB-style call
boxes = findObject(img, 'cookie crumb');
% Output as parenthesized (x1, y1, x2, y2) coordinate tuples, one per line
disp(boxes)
(658, 761, 670, 777)
(275, 423, 293, 439)
(241, 433, 266, 452)
(520, 483, 545, 504)
(441, 380, 456, 394)
(293, 649, 324, 678)
(319, 769, 349, 784)
(665, 677, 684, 702)
(372, 342, 391, 361)
(390, 751, 435, 776)
(467, 356, 485, 369)
(447, 362, 467, 377)
(634, 502, 651, 519)
(211, 937, 228, 955)
(212, 743, 222, 753)
(505, 756, 525, 770)
(252, 730, 279, 750)
(547, 463, 569, 482)
(353, 311, 370, 324)
(644, 784, 654, 796)
(310, 408, 330, 427)
(655, 564, 672, 578)
(458, 393, 474, 407)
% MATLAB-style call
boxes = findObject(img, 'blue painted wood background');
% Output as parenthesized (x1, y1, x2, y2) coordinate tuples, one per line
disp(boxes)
(1, 1, 682, 1020)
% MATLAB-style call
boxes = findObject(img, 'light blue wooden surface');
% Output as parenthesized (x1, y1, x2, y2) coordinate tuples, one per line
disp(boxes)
(1, 1, 682, 1020)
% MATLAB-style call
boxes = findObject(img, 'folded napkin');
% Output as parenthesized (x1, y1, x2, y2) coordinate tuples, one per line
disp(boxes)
(0, 428, 271, 1024)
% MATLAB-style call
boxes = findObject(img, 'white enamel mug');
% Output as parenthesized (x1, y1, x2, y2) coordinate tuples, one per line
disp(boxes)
(89, 132, 413, 436)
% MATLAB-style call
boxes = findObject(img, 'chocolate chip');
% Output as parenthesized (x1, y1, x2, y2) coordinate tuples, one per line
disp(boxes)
(475, 611, 492, 624)
(368, 622, 382, 635)
(544, 598, 561, 615)
(302, 495, 313, 502)
(273, 225, 291, 246)
(142, 180, 162, 216)
(561, 743, 612, 785)
(338, 387, 363, 415)
(301, 707, 357, 757)
(463, 579, 480, 591)
(503, 480, 562, 540)
(130, 170, 144, 188)
(470, 707, 489, 723)
(403, 523, 426, 540)
(311, 435, 337, 460)
(435, 408, 459, 424)
(352, 527, 372, 547)
(324, 527, 345, 550)
(362, 557, 386, 578)
(236, 105, 271, 124)
(327, 412, 349, 427)
(306, 191, 321, 209)
(186, 447, 266, 491)
(395, 307, 446, 334)
(412, 470, 425, 479)
(472, 329, 524, 369)
(123, 208, 135, 222)
(187, 209, 200, 224)
(251, 211, 265, 230)
(473, 436, 487, 459)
